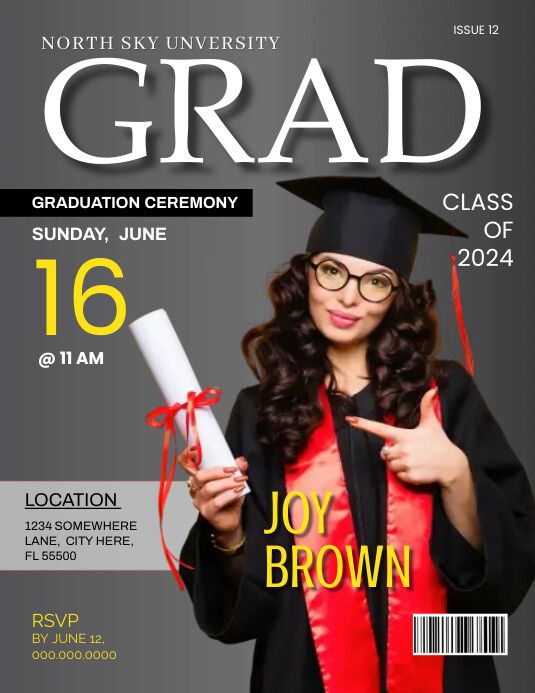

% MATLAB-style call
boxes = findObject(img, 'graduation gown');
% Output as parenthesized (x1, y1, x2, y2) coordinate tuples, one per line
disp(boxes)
(179, 360, 535, 692)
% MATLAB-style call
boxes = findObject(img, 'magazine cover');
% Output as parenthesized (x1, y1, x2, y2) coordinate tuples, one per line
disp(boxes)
(1, 1, 534, 691)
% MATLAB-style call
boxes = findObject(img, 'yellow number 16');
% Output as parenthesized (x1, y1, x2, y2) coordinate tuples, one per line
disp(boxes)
(36, 258, 126, 336)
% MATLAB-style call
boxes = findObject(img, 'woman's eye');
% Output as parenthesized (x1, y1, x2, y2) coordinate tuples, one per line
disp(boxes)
(321, 264, 339, 276)
(370, 276, 389, 287)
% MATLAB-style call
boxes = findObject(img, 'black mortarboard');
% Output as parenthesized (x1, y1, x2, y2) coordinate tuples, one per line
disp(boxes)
(277, 176, 467, 277)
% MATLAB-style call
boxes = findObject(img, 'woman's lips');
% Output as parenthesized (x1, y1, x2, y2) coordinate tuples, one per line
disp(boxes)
(328, 310, 360, 329)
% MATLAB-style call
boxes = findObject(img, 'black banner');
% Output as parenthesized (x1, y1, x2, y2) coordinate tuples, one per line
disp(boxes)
(0, 189, 253, 216)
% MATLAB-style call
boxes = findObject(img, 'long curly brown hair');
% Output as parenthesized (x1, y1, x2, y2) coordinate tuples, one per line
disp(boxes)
(242, 253, 443, 463)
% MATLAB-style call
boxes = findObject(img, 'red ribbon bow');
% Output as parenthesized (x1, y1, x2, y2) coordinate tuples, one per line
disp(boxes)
(146, 386, 222, 589)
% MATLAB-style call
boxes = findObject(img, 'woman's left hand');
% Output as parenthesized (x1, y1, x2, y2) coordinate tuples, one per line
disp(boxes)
(346, 388, 469, 488)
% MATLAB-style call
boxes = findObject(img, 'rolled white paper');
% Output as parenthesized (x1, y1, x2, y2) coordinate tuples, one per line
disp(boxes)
(130, 308, 249, 494)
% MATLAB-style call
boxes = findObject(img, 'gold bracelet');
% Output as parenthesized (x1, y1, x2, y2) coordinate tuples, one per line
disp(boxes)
(210, 532, 246, 556)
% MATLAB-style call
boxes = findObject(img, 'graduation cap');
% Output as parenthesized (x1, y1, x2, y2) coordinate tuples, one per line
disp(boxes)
(276, 176, 467, 278)
(276, 175, 473, 373)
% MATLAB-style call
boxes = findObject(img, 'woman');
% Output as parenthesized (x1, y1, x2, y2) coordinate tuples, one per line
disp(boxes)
(179, 177, 535, 693)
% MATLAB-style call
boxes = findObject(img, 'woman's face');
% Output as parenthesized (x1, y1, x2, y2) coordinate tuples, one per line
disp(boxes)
(307, 252, 399, 346)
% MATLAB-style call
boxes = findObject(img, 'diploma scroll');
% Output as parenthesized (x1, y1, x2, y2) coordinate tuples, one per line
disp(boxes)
(130, 308, 249, 494)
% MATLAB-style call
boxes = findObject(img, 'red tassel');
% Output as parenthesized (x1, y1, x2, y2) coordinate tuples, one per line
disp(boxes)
(451, 253, 474, 375)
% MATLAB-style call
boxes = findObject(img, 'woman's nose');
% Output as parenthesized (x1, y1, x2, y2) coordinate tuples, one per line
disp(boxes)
(338, 277, 361, 306)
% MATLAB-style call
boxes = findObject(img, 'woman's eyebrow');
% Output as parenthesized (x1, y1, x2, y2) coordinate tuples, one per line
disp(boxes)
(329, 256, 344, 265)
(315, 254, 346, 266)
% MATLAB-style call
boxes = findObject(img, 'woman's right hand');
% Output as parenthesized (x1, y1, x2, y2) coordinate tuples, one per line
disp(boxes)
(178, 446, 248, 548)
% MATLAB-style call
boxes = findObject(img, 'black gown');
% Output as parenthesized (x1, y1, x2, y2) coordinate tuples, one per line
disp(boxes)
(179, 360, 535, 692)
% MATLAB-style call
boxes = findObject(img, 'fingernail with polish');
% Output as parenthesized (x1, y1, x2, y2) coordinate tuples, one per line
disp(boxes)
(223, 466, 236, 473)
(234, 484, 245, 494)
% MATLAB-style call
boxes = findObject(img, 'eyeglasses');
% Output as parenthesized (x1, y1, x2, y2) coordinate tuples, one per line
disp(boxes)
(309, 258, 399, 303)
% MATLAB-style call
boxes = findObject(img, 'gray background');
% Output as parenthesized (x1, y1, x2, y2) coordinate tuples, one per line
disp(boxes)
(1, 1, 534, 691)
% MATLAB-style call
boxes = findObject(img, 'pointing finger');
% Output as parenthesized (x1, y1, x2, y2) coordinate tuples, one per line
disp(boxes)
(345, 416, 405, 442)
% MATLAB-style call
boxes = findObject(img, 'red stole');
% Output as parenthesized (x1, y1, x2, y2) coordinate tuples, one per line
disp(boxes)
(284, 385, 446, 693)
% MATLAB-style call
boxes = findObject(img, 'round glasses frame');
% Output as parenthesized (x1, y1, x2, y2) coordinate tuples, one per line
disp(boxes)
(308, 258, 399, 303)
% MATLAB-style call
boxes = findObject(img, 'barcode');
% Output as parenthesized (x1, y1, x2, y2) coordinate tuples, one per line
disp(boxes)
(413, 614, 508, 655)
